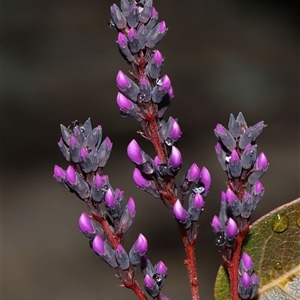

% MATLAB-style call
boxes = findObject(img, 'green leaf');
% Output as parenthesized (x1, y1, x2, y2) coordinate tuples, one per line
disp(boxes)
(214, 198, 300, 300)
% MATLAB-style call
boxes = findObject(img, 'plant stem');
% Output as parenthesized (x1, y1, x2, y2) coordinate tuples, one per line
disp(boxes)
(180, 226, 200, 300)
(146, 116, 200, 299)
(122, 269, 149, 300)
(223, 225, 249, 300)
(92, 213, 120, 249)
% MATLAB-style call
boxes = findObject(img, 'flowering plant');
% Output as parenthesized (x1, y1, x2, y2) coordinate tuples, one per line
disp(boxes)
(53, 1, 299, 299)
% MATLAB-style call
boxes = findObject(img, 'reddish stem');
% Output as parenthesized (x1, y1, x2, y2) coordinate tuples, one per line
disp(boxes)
(92, 213, 147, 299)
(92, 213, 120, 249)
(180, 227, 200, 300)
(145, 112, 167, 163)
(223, 225, 249, 300)
(146, 115, 200, 300)
(122, 269, 148, 300)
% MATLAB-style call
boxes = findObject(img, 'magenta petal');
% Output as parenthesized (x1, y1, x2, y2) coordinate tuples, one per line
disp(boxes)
(133, 168, 149, 188)
(200, 167, 211, 192)
(134, 233, 148, 254)
(226, 218, 238, 240)
(127, 197, 136, 216)
(168, 145, 182, 169)
(65, 165, 76, 184)
(78, 212, 94, 234)
(53, 165, 65, 181)
(173, 199, 188, 222)
(92, 235, 105, 255)
(127, 139, 143, 164)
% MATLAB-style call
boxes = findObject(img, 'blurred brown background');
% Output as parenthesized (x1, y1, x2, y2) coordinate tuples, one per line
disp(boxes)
(3, 0, 299, 299)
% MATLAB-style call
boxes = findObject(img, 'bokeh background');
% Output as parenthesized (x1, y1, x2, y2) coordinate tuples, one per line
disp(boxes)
(3, 0, 299, 299)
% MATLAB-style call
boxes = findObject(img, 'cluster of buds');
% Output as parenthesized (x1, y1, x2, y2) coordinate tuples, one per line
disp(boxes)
(212, 112, 265, 299)
(53, 118, 169, 299)
(111, 0, 211, 242)
(238, 252, 260, 299)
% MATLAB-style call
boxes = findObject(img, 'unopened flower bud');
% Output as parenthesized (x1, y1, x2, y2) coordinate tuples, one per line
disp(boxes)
(168, 145, 182, 171)
(187, 163, 201, 182)
(145, 6, 159, 33)
(152, 74, 171, 103)
(228, 149, 242, 178)
(78, 213, 97, 239)
(188, 193, 205, 221)
(215, 142, 227, 171)
(239, 252, 254, 275)
(146, 50, 164, 79)
(53, 165, 65, 182)
(127, 139, 143, 164)
(226, 188, 243, 216)
(129, 233, 148, 265)
(241, 144, 257, 169)
(115, 244, 130, 270)
(115, 197, 136, 235)
(139, 0, 153, 23)
(117, 33, 134, 62)
(144, 274, 159, 297)
(127, 27, 141, 53)
(211, 215, 223, 232)
(200, 167, 211, 194)
(65, 166, 90, 200)
(214, 123, 236, 151)
(120, 0, 133, 17)
(128, 5, 140, 28)
(226, 218, 238, 241)
(164, 117, 181, 145)
(116, 70, 140, 102)
(238, 272, 252, 299)
(228, 113, 241, 138)
(146, 20, 168, 48)
(248, 152, 268, 184)
(110, 4, 127, 30)
(92, 235, 118, 268)
(173, 200, 190, 227)
(104, 188, 122, 219)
